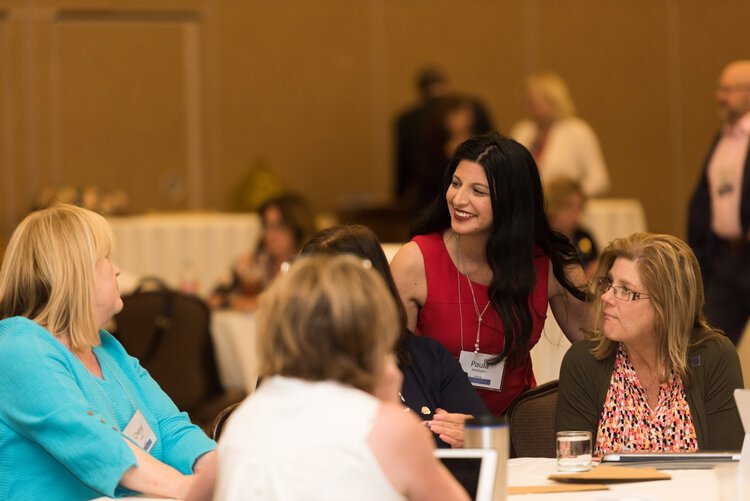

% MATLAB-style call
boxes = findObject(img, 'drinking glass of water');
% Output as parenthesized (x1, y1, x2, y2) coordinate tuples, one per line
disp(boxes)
(556, 431, 592, 472)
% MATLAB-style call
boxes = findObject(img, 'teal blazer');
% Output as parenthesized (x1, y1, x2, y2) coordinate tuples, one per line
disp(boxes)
(0, 317, 216, 500)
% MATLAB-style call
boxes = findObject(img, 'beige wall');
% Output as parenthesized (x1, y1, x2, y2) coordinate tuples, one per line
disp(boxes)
(2, 0, 750, 245)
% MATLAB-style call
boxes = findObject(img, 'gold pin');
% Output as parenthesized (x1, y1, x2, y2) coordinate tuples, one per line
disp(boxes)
(421, 406, 431, 415)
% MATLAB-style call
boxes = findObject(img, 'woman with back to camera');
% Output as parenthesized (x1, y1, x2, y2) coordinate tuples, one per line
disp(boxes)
(557, 233, 743, 455)
(209, 255, 469, 500)
(210, 193, 315, 310)
(390, 132, 590, 416)
(0, 204, 215, 500)
(301, 224, 489, 448)
(510, 72, 610, 196)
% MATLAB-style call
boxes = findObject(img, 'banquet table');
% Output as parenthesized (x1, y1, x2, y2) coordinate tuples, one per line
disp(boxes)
(582, 198, 648, 250)
(210, 310, 258, 393)
(109, 212, 261, 297)
(95, 457, 733, 500)
(507, 457, 725, 500)
(530, 308, 573, 385)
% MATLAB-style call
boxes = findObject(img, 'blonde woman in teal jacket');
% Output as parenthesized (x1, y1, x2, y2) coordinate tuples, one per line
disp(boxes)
(0, 205, 215, 500)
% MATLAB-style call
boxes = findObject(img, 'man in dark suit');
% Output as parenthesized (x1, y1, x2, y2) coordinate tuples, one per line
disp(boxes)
(688, 60, 750, 345)
(394, 67, 493, 212)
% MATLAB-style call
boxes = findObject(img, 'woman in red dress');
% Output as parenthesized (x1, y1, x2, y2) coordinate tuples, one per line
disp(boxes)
(391, 132, 590, 415)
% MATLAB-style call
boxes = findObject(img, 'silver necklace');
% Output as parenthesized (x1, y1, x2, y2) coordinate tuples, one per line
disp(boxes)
(456, 236, 491, 353)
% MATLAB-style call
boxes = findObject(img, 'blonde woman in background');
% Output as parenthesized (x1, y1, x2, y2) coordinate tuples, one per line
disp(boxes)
(511, 72, 610, 196)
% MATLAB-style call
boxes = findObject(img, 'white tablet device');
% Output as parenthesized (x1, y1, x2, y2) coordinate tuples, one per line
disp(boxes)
(434, 448, 498, 501)
(601, 451, 740, 469)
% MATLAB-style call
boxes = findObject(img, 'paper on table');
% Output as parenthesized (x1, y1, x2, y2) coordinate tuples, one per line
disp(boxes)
(549, 464, 671, 482)
(508, 484, 609, 495)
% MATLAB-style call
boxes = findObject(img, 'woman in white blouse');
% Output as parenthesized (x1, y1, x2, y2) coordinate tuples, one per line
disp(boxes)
(188, 255, 468, 501)
(511, 72, 610, 197)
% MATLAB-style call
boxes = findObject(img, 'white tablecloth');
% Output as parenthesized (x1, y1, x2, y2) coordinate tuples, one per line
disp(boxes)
(531, 308, 572, 385)
(95, 458, 732, 501)
(210, 311, 258, 393)
(207, 243, 405, 394)
(582, 198, 648, 250)
(508, 457, 722, 500)
(109, 212, 261, 297)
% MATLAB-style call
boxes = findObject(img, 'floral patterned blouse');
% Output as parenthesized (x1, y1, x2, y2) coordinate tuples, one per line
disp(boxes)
(595, 344, 699, 456)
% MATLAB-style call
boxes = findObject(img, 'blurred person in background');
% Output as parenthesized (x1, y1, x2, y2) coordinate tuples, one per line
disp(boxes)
(688, 59, 750, 346)
(413, 95, 481, 211)
(191, 255, 470, 501)
(511, 72, 610, 197)
(0, 204, 215, 500)
(545, 177, 599, 281)
(557, 233, 743, 455)
(210, 193, 315, 310)
(395, 66, 494, 211)
(301, 224, 489, 448)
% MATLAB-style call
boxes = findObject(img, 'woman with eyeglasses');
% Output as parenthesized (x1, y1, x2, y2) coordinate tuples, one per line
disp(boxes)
(556, 232, 744, 455)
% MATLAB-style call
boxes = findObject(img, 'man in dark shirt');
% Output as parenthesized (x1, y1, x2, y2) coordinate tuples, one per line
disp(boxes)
(688, 60, 750, 344)
(395, 67, 494, 211)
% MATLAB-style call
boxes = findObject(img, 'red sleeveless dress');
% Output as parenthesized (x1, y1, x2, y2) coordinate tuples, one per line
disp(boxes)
(413, 233, 549, 415)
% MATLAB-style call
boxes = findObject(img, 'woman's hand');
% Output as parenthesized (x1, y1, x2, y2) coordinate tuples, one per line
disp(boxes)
(427, 408, 473, 448)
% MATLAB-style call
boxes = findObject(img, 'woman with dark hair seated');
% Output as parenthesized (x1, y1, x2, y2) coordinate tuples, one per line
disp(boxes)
(391, 132, 590, 416)
(301, 224, 488, 447)
(210, 193, 315, 310)
(557, 233, 743, 454)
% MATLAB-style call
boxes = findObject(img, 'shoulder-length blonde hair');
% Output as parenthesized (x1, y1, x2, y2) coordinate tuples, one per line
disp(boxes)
(256, 254, 400, 393)
(588, 232, 720, 381)
(526, 72, 577, 121)
(0, 204, 114, 351)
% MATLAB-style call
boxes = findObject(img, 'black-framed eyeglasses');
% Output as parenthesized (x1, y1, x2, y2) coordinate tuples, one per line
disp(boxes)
(597, 277, 650, 302)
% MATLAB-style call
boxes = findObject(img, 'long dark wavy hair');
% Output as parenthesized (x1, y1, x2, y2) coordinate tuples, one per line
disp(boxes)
(411, 132, 587, 365)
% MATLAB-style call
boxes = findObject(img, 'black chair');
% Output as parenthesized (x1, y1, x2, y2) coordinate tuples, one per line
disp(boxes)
(112, 278, 244, 427)
(506, 380, 559, 458)
(210, 402, 243, 440)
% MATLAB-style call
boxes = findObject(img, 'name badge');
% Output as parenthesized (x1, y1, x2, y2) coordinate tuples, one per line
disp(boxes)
(123, 409, 157, 453)
(459, 350, 505, 391)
